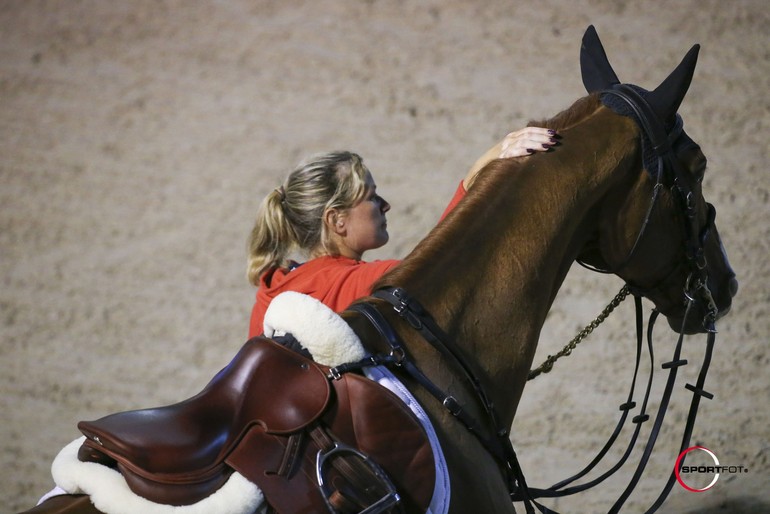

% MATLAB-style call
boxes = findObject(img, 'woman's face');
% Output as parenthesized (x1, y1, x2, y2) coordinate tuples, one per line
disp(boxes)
(335, 171, 390, 260)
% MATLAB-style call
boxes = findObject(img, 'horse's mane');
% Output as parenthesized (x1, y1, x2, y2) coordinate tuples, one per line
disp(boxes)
(528, 92, 602, 132)
(374, 93, 604, 291)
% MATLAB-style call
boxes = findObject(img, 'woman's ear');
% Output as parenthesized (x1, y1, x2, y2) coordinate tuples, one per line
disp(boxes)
(324, 208, 346, 236)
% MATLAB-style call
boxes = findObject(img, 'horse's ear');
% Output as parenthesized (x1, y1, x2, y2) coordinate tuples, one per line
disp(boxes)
(580, 25, 620, 92)
(646, 44, 700, 123)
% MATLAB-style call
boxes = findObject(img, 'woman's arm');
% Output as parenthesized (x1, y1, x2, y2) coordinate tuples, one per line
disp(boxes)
(462, 127, 557, 189)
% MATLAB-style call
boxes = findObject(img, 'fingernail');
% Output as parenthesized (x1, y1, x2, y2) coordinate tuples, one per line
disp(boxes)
(548, 129, 556, 136)
(550, 137, 558, 143)
(526, 148, 535, 154)
(542, 143, 551, 149)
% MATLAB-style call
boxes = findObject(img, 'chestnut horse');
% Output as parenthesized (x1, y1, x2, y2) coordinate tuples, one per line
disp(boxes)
(24, 26, 735, 514)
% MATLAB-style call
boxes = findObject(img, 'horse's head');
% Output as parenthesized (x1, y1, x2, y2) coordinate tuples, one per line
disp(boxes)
(577, 26, 737, 334)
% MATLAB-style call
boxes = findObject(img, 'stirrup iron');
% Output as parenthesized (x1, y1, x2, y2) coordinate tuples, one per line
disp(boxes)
(316, 441, 401, 513)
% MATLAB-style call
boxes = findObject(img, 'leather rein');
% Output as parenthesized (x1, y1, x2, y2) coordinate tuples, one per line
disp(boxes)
(334, 85, 720, 513)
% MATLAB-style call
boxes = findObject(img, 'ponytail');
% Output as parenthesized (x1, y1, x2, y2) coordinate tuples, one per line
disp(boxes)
(247, 187, 296, 285)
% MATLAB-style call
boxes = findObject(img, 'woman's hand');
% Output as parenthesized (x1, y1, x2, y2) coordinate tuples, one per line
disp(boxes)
(499, 127, 558, 158)
(464, 127, 558, 189)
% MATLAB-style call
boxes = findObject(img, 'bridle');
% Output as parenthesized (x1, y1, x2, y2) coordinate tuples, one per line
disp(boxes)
(334, 85, 722, 513)
(579, 84, 719, 331)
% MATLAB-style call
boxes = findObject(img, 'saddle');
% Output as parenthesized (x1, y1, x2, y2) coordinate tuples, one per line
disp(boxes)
(77, 337, 435, 513)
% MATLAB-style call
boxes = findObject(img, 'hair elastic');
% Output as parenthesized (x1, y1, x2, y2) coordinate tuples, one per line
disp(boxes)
(275, 186, 286, 202)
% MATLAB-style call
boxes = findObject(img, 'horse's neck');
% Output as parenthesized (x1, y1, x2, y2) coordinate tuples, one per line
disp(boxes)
(384, 108, 639, 423)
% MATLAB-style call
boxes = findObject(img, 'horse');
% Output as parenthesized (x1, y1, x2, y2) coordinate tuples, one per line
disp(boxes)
(341, 26, 737, 513)
(24, 26, 736, 514)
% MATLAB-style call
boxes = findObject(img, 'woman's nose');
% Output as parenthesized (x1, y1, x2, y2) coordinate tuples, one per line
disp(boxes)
(381, 198, 391, 213)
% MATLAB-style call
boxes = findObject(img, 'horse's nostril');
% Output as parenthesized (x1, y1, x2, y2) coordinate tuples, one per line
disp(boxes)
(728, 277, 739, 297)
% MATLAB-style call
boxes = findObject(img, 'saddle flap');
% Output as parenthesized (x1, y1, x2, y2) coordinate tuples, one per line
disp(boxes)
(227, 369, 436, 513)
(77, 338, 331, 478)
(327, 372, 436, 511)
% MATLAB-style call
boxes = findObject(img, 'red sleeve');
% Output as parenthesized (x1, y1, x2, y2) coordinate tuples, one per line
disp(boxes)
(440, 180, 467, 221)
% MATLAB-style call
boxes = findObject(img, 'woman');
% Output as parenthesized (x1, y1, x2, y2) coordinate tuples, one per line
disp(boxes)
(247, 127, 557, 337)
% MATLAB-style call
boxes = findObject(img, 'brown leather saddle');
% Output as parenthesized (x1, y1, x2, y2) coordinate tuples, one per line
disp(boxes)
(77, 337, 435, 513)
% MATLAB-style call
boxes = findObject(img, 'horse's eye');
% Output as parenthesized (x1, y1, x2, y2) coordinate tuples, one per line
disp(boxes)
(676, 143, 706, 183)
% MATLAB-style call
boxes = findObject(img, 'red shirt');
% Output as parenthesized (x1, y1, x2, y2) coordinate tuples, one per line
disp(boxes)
(248, 181, 467, 337)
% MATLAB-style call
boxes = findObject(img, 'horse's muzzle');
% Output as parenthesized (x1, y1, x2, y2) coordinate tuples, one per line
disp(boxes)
(666, 273, 737, 334)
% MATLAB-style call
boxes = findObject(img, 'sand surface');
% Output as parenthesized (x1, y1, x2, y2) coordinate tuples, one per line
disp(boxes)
(2, 1, 768, 512)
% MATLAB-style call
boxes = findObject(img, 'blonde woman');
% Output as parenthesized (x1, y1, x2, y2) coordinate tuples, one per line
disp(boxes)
(247, 127, 557, 336)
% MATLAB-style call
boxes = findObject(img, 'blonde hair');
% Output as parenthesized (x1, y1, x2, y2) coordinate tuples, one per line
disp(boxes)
(247, 151, 369, 285)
